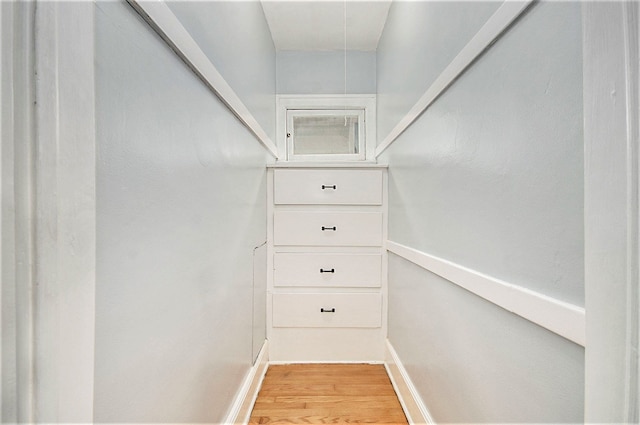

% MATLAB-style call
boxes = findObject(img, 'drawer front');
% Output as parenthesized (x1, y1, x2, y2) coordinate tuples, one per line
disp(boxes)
(274, 169, 383, 205)
(273, 211, 382, 246)
(274, 253, 381, 288)
(272, 293, 382, 328)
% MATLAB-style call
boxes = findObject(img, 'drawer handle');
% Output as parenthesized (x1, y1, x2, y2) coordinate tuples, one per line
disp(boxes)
(321, 226, 337, 231)
(320, 268, 335, 273)
(322, 185, 337, 190)
(320, 308, 336, 313)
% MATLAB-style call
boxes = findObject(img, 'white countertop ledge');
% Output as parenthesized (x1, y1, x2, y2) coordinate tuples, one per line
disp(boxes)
(267, 161, 388, 169)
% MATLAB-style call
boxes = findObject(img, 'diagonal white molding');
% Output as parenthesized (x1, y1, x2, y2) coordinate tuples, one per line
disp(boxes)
(387, 240, 585, 346)
(127, 0, 278, 158)
(376, 0, 533, 157)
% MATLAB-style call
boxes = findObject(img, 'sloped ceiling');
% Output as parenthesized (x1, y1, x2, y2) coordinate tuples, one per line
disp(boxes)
(261, 1, 392, 51)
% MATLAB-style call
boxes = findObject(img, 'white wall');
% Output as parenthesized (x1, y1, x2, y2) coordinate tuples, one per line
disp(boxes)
(93, 1, 271, 422)
(166, 1, 276, 142)
(277, 50, 376, 94)
(378, 1, 584, 422)
(389, 254, 584, 423)
(376, 1, 501, 144)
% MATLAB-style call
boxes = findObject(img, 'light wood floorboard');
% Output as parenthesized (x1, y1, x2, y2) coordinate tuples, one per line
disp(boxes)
(249, 364, 408, 424)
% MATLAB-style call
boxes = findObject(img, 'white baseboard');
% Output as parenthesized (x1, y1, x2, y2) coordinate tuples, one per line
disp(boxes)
(225, 340, 431, 424)
(384, 340, 435, 425)
(224, 340, 269, 425)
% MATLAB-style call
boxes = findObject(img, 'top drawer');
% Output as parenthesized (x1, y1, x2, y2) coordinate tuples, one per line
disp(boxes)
(274, 169, 383, 205)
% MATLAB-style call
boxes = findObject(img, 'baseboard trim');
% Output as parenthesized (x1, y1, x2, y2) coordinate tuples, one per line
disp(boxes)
(224, 340, 269, 425)
(384, 340, 435, 425)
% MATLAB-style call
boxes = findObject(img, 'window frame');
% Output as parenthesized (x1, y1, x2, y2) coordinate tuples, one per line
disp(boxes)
(286, 109, 366, 162)
(276, 95, 377, 162)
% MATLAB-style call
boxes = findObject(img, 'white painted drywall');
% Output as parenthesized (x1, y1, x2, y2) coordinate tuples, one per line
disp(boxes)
(94, 2, 270, 422)
(376, 1, 501, 145)
(388, 254, 584, 423)
(277, 50, 376, 94)
(261, 1, 391, 51)
(380, 1, 583, 306)
(378, 1, 584, 422)
(166, 1, 276, 143)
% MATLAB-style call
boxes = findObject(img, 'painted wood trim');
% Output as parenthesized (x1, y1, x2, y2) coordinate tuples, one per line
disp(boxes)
(267, 162, 386, 169)
(276, 95, 376, 161)
(224, 340, 269, 425)
(126, 0, 278, 157)
(3, 2, 36, 421)
(268, 360, 384, 365)
(384, 340, 435, 425)
(387, 241, 586, 346)
(375, 0, 533, 157)
(583, 2, 640, 421)
(34, 2, 97, 421)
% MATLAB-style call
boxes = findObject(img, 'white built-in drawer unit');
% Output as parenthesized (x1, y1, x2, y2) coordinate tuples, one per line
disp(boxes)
(272, 293, 382, 328)
(273, 211, 382, 246)
(267, 164, 387, 362)
(274, 169, 383, 205)
(274, 253, 382, 288)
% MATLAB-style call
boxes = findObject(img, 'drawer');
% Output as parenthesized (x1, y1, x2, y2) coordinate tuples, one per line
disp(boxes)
(273, 211, 382, 246)
(272, 293, 382, 328)
(274, 253, 381, 287)
(274, 169, 382, 205)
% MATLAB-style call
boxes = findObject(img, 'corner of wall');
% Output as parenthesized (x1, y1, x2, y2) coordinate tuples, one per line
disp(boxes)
(224, 340, 269, 425)
(384, 340, 435, 425)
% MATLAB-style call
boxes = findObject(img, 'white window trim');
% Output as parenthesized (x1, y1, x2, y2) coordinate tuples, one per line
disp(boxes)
(276, 95, 377, 162)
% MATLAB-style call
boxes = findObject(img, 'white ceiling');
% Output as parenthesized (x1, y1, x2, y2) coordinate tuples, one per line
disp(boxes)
(261, 1, 392, 51)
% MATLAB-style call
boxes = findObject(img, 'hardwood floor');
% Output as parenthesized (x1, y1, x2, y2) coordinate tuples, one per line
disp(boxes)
(249, 364, 409, 424)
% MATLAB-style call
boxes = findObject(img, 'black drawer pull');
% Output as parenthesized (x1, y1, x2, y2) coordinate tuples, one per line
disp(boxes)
(321, 226, 336, 231)
(322, 185, 337, 190)
(320, 308, 336, 313)
(320, 268, 335, 273)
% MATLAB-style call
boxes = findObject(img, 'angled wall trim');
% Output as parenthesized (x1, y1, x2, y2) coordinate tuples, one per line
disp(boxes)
(387, 241, 585, 346)
(375, 0, 533, 157)
(127, 0, 278, 157)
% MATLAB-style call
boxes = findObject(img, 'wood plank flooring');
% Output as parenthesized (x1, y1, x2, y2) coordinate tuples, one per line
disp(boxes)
(249, 364, 408, 424)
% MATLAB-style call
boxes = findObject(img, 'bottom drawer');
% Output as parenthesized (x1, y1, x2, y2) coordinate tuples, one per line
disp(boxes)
(272, 293, 381, 328)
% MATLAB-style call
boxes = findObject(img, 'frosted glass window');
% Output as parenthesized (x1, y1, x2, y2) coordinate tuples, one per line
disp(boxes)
(293, 115, 359, 155)
(286, 109, 365, 161)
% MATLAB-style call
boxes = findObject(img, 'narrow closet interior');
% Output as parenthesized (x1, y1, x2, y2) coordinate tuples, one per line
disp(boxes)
(3, 1, 634, 424)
